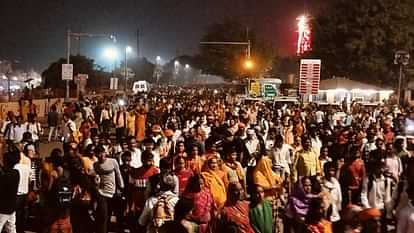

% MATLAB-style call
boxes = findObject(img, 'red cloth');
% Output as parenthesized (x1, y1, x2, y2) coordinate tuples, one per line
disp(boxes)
(383, 130, 394, 144)
(183, 188, 216, 233)
(175, 168, 193, 195)
(222, 201, 255, 233)
(341, 159, 365, 190)
(128, 166, 159, 214)
(307, 219, 332, 233)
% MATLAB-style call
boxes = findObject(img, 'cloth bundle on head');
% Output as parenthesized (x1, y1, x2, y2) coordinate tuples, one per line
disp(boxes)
(342, 205, 363, 223)
(152, 124, 162, 133)
(164, 129, 174, 137)
(358, 208, 381, 221)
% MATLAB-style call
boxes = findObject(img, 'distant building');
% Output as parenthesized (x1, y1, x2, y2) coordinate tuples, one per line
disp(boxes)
(315, 78, 393, 104)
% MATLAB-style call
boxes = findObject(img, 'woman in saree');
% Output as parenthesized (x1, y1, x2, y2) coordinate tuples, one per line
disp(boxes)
(174, 156, 193, 195)
(253, 152, 283, 231)
(220, 182, 255, 233)
(201, 155, 228, 208)
(185, 145, 204, 174)
(182, 174, 217, 233)
(135, 104, 147, 142)
(285, 176, 317, 233)
(249, 184, 273, 233)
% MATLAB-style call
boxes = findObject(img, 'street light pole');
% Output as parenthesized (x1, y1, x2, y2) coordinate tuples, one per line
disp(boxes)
(398, 64, 403, 105)
(66, 29, 71, 101)
(65, 29, 116, 101)
(124, 47, 128, 92)
(394, 51, 410, 105)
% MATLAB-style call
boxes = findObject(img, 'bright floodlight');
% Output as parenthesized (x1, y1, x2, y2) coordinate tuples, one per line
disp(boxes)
(244, 59, 254, 70)
(103, 47, 119, 60)
(126, 46, 132, 53)
(174, 61, 180, 66)
(185, 64, 190, 69)
(109, 34, 117, 43)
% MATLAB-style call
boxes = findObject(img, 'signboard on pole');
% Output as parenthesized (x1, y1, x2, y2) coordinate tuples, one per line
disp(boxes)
(75, 74, 88, 95)
(264, 84, 277, 98)
(299, 59, 321, 95)
(110, 77, 118, 90)
(62, 64, 73, 80)
(249, 80, 261, 97)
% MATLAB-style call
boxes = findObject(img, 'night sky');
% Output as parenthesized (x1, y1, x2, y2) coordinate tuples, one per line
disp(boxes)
(0, 0, 323, 71)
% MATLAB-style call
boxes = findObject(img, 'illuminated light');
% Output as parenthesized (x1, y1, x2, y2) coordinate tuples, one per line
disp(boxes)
(380, 90, 394, 94)
(2, 75, 6, 80)
(125, 46, 132, 53)
(297, 14, 312, 55)
(12, 77, 18, 81)
(244, 59, 254, 70)
(103, 47, 119, 60)
(185, 64, 190, 69)
(174, 61, 179, 66)
(330, 88, 347, 93)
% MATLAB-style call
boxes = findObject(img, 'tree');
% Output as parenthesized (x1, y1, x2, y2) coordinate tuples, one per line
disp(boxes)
(198, 19, 275, 80)
(126, 57, 155, 83)
(309, 0, 414, 86)
(42, 55, 111, 90)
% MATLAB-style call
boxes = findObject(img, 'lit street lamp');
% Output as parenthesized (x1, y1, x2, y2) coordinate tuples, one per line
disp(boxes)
(103, 47, 119, 62)
(244, 59, 254, 70)
(66, 29, 116, 100)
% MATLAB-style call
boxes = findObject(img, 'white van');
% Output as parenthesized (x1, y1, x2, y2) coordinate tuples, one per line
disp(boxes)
(132, 81, 151, 94)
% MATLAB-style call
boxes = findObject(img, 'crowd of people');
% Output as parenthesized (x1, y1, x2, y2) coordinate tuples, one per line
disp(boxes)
(1, 86, 414, 233)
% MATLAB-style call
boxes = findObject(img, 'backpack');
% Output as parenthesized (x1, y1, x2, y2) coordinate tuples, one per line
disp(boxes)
(152, 194, 174, 229)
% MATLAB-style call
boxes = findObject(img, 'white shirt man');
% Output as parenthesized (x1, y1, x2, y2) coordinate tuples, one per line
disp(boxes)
(83, 105, 94, 119)
(5, 123, 25, 143)
(14, 163, 31, 196)
(129, 148, 142, 168)
(24, 122, 42, 141)
(322, 177, 342, 223)
(272, 143, 293, 178)
(315, 110, 324, 123)
(62, 118, 76, 143)
(311, 136, 322, 158)
(361, 175, 393, 213)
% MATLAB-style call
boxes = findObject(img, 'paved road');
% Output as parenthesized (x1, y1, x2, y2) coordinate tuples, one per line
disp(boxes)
(38, 140, 62, 158)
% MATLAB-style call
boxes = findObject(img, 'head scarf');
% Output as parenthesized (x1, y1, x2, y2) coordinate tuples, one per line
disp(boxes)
(201, 155, 227, 207)
(358, 208, 381, 221)
(253, 156, 281, 190)
(287, 177, 317, 218)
